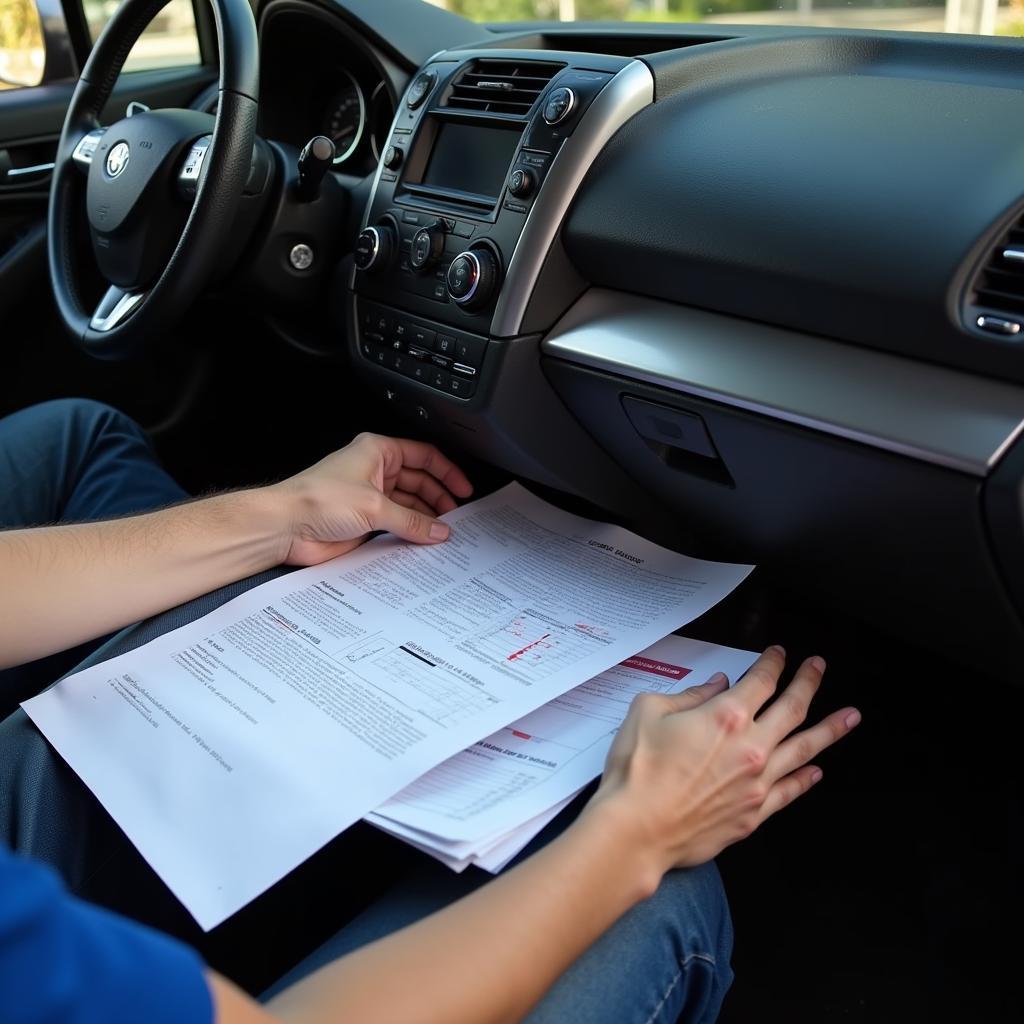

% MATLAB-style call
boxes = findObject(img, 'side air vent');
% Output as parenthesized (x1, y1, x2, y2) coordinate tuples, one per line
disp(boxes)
(968, 212, 1024, 333)
(443, 59, 565, 116)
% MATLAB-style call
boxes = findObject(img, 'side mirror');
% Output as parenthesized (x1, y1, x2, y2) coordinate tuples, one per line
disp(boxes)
(0, 0, 45, 89)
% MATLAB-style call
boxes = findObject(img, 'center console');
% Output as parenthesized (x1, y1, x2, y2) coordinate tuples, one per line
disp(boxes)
(348, 49, 651, 409)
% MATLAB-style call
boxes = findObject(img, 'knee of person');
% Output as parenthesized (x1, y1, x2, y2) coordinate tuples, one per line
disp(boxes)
(34, 398, 143, 440)
(643, 860, 733, 963)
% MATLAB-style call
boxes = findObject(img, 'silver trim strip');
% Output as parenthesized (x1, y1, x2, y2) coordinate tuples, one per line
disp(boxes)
(542, 289, 1024, 477)
(5, 162, 55, 178)
(491, 60, 654, 338)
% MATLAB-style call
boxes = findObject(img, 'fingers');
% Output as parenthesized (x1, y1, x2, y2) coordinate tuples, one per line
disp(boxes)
(757, 764, 824, 824)
(376, 436, 473, 499)
(755, 656, 826, 744)
(390, 490, 436, 518)
(730, 645, 787, 715)
(367, 493, 450, 545)
(661, 672, 730, 713)
(395, 468, 459, 515)
(765, 705, 861, 782)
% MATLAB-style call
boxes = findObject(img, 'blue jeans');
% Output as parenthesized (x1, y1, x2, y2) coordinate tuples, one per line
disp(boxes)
(0, 400, 734, 1021)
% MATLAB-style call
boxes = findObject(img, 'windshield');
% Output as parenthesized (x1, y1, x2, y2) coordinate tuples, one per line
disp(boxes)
(428, 0, 1024, 38)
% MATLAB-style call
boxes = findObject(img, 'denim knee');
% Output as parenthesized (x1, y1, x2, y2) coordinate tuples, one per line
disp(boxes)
(524, 860, 733, 1024)
(33, 398, 146, 443)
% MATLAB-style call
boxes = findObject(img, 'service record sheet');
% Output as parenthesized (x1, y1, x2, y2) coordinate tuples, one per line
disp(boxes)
(24, 482, 753, 929)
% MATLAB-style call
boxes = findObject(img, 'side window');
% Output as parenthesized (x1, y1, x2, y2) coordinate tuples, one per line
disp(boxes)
(84, 0, 200, 73)
(0, 0, 46, 89)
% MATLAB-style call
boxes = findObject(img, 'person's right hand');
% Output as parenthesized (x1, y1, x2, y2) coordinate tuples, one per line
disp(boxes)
(588, 646, 860, 881)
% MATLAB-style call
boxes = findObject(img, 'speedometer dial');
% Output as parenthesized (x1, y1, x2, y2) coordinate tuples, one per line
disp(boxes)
(324, 70, 366, 165)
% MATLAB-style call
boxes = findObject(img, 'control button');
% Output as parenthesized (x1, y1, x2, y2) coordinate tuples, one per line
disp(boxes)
(354, 222, 396, 273)
(503, 200, 528, 214)
(411, 326, 435, 349)
(448, 375, 476, 399)
(452, 221, 474, 238)
(373, 313, 389, 334)
(976, 315, 1022, 336)
(454, 335, 485, 365)
(407, 345, 431, 361)
(358, 338, 373, 359)
(410, 224, 445, 271)
(432, 283, 448, 301)
(390, 351, 407, 374)
(393, 321, 409, 343)
(446, 254, 478, 302)
(402, 211, 424, 225)
(370, 345, 388, 367)
(508, 167, 535, 199)
(520, 150, 549, 168)
(447, 248, 500, 310)
(408, 362, 430, 384)
(430, 367, 451, 390)
(415, 405, 429, 421)
(382, 145, 403, 170)
(452, 362, 477, 378)
(431, 354, 452, 369)
(289, 243, 314, 270)
(543, 87, 576, 126)
(435, 333, 456, 356)
(406, 70, 436, 109)
(363, 331, 384, 344)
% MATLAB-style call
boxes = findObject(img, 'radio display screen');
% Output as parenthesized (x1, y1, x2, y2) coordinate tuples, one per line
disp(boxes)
(421, 122, 522, 199)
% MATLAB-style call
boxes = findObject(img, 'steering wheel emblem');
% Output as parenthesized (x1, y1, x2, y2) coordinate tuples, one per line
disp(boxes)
(105, 142, 130, 178)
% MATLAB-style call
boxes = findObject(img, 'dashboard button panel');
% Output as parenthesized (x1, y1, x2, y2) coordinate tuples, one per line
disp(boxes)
(356, 300, 487, 401)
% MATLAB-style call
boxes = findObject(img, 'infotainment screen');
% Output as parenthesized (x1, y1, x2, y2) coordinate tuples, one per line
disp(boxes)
(421, 122, 523, 200)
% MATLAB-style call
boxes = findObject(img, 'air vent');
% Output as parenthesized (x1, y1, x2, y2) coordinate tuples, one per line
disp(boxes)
(443, 59, 565, 116)
(970, 213, 1024, 319)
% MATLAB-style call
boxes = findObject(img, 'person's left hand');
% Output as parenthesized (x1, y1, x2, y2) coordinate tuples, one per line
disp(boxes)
(269, 432, 473, 566)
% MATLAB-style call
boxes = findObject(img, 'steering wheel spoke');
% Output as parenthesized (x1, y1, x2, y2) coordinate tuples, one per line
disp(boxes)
(71, 128, 107, 174)
(90, 286, 146, 332)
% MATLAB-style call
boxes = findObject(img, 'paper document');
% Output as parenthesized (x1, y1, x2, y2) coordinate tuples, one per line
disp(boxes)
(369, 635, 759, 871)
(24, 483, 752, 929)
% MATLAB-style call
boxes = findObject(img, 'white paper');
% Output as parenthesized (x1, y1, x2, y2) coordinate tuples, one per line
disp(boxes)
(369, 635, 759, 860)
(23, 483, 752, 929)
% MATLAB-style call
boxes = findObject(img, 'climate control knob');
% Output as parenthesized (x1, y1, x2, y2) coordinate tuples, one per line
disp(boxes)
(354, 222, 396, 273)
(447, 248, 499, 310)
(410, 223, 446, 271)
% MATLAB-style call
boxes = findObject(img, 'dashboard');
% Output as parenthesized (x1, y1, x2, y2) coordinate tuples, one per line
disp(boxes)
(257, 2, 397, 176)
(242, 0, 1024, 684)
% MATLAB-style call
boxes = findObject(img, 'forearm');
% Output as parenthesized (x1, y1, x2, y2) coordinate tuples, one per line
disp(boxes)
(0, 489, 289, 669)
(263, 800, 658, 1024)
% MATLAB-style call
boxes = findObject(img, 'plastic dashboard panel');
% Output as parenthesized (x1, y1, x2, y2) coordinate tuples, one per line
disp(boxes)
(562, 32, 1024, 384)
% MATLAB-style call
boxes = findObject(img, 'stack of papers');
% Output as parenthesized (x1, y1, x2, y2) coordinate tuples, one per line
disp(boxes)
(24, 483, 754, 930)
(368, 635, 758, 873)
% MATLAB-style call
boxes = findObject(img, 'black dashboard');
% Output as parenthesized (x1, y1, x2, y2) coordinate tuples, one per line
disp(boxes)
(257, 2, 398, 178)
(246, 0, 1024, 683)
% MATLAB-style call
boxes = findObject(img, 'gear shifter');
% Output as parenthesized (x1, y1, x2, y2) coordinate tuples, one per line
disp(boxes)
(296, 135, 335, 201)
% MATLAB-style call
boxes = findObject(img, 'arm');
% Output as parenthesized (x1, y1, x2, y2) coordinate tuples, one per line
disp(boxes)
(0, 434, 472, 670)
(208, 649, 862, 1024)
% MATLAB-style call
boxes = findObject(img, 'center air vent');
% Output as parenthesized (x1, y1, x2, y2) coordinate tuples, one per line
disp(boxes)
(968, 212, 1024, 332)
(443, 59, 565, 116)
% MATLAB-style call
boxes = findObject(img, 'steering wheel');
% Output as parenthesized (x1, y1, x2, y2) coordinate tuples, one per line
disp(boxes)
(48, 0, 259, 360)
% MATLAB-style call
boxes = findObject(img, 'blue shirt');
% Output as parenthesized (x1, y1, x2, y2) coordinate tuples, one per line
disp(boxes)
(0, 844, 212, 1023)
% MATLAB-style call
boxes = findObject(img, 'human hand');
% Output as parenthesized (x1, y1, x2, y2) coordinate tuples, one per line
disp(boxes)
(270, 432, 473, 566)
(588, 646, 860, 885)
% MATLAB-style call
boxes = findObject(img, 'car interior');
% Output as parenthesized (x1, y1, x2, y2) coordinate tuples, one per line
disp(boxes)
(2, 0, 1023, 1018)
